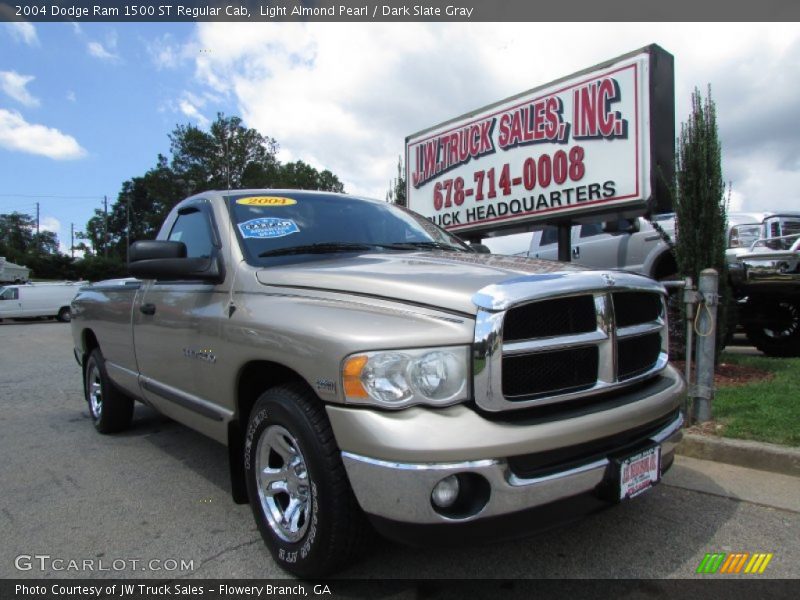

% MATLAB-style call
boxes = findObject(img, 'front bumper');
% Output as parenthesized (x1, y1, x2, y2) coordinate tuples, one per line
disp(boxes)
(331, 365, 685, 525)
(732, 245, 800, 292)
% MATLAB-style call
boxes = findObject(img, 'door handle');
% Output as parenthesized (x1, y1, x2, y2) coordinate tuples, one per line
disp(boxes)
(140, 303, 156, 316)
(572, 246, 580, 259)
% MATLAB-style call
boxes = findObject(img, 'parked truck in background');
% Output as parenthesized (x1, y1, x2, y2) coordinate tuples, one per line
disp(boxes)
(70, 190, 685, 577)
(527, 212, 800, 356)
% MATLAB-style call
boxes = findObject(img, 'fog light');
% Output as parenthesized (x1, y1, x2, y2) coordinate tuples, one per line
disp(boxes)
(431, 475, 460, 508)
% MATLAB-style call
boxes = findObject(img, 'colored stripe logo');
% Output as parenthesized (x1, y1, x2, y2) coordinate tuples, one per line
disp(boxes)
(696, 552, 773, 574)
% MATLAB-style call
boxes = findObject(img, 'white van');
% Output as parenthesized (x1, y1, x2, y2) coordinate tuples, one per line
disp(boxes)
(0, 282, 83, 322)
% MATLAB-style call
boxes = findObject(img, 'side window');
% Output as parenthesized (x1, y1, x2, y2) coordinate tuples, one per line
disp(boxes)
(0, 287, 19, 300)
(580, 222, 604, 238)
(540, 226, 558, 246)
(168, 209, 213, 258)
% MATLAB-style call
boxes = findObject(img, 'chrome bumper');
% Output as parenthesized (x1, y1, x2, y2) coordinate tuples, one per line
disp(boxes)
(735, 243, 800, 288)
(341, 411, 683, 525)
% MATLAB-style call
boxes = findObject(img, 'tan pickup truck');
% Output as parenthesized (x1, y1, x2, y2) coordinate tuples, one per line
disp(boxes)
(71, 189, 685, 577)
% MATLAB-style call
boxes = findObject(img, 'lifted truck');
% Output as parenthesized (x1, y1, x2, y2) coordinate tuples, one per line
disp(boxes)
(528, 212, 800, 356)
(71, 190, 684, 576)
(727, 213, 800, 356)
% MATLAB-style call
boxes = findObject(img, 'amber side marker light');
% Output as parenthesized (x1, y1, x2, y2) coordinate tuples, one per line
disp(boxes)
(343, 355, 369, 398)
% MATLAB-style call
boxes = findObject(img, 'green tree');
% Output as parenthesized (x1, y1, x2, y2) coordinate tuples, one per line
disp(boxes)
(105, 155, 188, 259)
(275, 160, 345, 192)
(386, 156, 406, 207)
(0, 212, 60, 260)
(87, 113, 346, 265)
(0, 211, 68, 279)
(170, 113, 279, 194)
(316, 169, 345, 193)
(674, 86, 729, 353)
(0, 212, 36, 262)
(32, 230, 60, 255)
(26, 253, 76, 280)
(73, 255, 127, 281)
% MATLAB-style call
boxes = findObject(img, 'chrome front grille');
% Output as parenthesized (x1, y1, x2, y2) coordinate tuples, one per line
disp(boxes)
(472, 271, 668, 412)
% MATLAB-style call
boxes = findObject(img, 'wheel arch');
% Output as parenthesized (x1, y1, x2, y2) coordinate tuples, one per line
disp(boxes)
(228, 360, 317, 504)
(79, 329, 100, 392)
(81, 328, 100, 357)
(650, 250, 679, 281)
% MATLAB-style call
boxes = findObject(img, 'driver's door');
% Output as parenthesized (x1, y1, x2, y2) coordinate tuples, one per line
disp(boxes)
(133, 201, 230, 440)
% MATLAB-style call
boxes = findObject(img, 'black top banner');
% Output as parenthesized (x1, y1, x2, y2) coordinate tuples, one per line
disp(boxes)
(1, 0, 799, 22)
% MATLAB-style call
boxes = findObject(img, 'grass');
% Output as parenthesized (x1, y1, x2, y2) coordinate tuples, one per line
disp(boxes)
(711, 352, 800, 447)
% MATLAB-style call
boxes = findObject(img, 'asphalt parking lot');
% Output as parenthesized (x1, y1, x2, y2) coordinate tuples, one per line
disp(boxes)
(1, 320, 798, 581)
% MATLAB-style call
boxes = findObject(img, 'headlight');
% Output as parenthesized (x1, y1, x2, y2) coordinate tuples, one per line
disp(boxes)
(342, 346, 469, 408)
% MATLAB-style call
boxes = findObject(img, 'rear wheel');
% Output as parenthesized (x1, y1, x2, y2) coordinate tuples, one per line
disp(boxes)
(744, 298, 800, 357)
(85, 349, 134, 433)
(244, 383, 370, 577)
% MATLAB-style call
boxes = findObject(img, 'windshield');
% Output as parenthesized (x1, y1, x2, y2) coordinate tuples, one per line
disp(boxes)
(228, 192, 470, 266)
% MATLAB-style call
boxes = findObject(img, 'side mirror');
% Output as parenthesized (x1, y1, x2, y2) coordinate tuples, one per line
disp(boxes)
(470, 243, 492, 254)
(128, 240, 224, 284)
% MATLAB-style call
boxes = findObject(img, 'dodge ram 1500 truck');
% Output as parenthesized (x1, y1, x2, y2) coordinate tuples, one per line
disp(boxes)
(71, 190, 685, 577)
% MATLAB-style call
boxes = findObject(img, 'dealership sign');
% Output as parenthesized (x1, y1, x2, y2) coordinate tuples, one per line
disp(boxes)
(406, 45, 674, 236)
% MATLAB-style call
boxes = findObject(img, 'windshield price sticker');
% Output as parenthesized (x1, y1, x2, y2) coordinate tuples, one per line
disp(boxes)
(619, 445, 661, 500)
(238, 218, 299, 239)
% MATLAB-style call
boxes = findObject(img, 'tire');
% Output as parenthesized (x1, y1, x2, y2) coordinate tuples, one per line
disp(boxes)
(244, 383, 370, 577)
(744, 299, 800, 357)
(56, 307, 71, 322)
(84, 349, 134, 433)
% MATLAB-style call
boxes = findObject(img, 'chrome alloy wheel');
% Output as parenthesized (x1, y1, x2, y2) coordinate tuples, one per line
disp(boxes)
(255, 424, 312, 543)
(87, 363, 103, 420)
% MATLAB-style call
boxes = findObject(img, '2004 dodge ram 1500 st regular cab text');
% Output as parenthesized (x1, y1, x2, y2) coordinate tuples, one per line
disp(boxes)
(71, 190, 685, 577)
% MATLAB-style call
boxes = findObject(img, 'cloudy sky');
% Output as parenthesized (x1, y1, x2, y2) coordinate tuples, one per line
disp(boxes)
(1, 20, 799, 254)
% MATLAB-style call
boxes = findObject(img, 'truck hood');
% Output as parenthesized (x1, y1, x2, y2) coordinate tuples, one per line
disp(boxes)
(256, 252, 589, 315)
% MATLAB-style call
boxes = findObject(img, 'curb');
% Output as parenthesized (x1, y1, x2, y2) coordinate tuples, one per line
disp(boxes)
(676, 433, 800, 478)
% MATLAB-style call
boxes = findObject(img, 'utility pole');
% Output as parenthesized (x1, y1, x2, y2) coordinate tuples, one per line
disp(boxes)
(71, 223, 75, 259)
(126, 197, 130, 264)
(36, 202, 40, 253)
(103, 195, 108, 258)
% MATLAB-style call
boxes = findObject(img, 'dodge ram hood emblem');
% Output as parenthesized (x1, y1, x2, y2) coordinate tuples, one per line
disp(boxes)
(602, 274, 616, 287)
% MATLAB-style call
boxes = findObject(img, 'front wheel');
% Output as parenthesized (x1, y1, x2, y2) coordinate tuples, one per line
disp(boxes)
(56, 307, 71, 322)
(744, 298, 800, 357)
(244, 383, 370, 577)
(84, 349, 134, 433)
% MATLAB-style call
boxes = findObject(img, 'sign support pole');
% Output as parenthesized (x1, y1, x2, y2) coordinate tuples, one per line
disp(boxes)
(557, 222, 572, 262)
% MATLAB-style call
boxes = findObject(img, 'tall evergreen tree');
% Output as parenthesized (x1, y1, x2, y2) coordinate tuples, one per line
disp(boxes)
(385, 156, 406, 207)
(674, 86, 729, 352)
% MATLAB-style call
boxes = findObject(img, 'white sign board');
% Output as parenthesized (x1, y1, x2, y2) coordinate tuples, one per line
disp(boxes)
(406, 50, 653, 235)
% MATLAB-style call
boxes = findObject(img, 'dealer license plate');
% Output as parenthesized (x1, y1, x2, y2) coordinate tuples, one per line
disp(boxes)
(618, 445, 661, 500)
